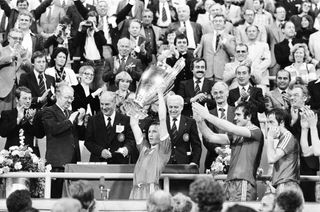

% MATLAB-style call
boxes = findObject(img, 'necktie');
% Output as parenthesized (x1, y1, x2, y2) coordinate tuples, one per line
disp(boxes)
(195, 79, 201, 95)
(216, 34, 221, 50)
(38, 74, 46, 96)
(281, 91, 286, 95)
(288, 39, 293, 49)
(162, 4, 168, 22)
(106, 117, 112, 129)
(64, 110, 69, 118)
(120, 57, 126, 71)
(171, 118, 178, 140)
(183, 22, 187, 35)
(241, 86, 246, 93)
(219, 108, 226, 119)
(61, 0, 66, 8)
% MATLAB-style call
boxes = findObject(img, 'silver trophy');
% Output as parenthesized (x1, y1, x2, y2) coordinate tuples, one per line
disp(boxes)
(123, 58, 185, 119)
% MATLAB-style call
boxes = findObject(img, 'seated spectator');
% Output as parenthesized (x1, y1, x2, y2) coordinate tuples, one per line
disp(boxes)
(284, 43, 317, 86)
(226, 204, 257, 212)
(45, 47, 78, 86)
(146, 190, 173, 212)
(172, 193, 194, 212)
(259, 193, 276, 212)
(189, 176, 225, 212)
(296, 15, 317, 44)
(6, 190, 32, 212)
(114, 71, 135, 114)
(274, 189, 304, 212)
(69, 180, 96, 212)
(51, 198, 82, 212)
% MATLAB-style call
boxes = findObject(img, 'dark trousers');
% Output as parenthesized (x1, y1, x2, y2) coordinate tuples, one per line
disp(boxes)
(51, 167, 65, 198)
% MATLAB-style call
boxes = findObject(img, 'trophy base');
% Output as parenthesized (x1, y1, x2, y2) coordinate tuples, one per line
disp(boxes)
(122, 100, 148, 119)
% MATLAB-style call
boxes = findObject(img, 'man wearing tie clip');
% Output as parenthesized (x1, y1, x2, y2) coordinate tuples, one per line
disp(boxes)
(85, 91, 135, 164)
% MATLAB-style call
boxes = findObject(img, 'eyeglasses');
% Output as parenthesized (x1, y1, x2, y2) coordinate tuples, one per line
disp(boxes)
(195, 65, 205, 69)
(10, 36, 23, 41)
(84, 72, 94, 77)
(236, 50, 247, 53)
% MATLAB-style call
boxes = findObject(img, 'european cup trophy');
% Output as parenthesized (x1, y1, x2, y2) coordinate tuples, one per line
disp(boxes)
(122, 58, 185, 119)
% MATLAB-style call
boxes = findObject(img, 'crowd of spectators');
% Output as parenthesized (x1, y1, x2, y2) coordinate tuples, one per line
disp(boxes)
(1, 0, 320, 205)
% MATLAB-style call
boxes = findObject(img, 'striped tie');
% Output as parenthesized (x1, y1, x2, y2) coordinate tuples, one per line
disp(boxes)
(38, 74, 46, 96)
(171, 118, 178, 140)
(219, 108, 226, 119)
(195, 80, 201, 95)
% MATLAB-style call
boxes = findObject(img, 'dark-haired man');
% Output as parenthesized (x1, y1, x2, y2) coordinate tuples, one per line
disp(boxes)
(193, 101, 264, 201)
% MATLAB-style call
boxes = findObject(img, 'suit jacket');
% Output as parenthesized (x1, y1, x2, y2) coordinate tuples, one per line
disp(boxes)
(102, 55, 143, 92)
(274, 38, 305, 69)
(42, 104, 83, 167)
(235, 23, 267, 44)
(223, 4, 241, 24)
(177, 78, 215, 117)
(38, 4, 66, 35)
(309, 31, 320, 61)
(116, 0, 144, 20)
(308, 79, 320, 110)
(266, 21, 285, 69)
(19, 71, 55, 109)
(168, 21, 202, 47)
(85, 111, 135, 163)
(140, 24, 163, 55)
(197, 31, 235, 80)
(0, 45, 17, 98)
(149, 0, 178, 26)
(203, 105, 235, 170)
(227, 86, 265, 127)
(167, 115, 202, 165)
(71, 83, 100, 114)
(201, 21, 234, 35)
(0, 0, 52, 40)
(265, 88, 290, 111)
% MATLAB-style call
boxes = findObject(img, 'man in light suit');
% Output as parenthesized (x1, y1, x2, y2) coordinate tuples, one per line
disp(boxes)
(116, 0, 144, 20)
(222, 0, 241, 25)
(309, 30, 320, 62)
(85, 91, 135, 163)
(167, 4, 202, 51)
(177, 58, 214, 117)
(166, 94, 202, 166)
(196, 0, 214, 27)
(196, 14, 235, 81)
(102, 37, 143, 92)
(203, 81, 235, 171)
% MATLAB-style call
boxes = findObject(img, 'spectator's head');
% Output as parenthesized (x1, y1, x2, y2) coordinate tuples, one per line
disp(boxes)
(276, 69, 291, 91)
(212, 14, 226, 31)
(17, 10, 33, 31)
(174, 34, 188, 53)
(301, 14, 313, 30)
(226, 204, 257, 212)
(189, 176, 225, 212)
(204, 0, 214, 12)
(235, 65, 251, 86)
(177, 4, 190, 21)
(209, 3, 223, 17)
(167, 94, 184, 119)
(117, 38, 131, 57)
(300, 0, 312, 14)
(289, 84, 309, 109)
(99, 91, 116, 116)
(274, 6, 286, 22)
(15, 86, 32, 109)
(96, 0, 108, 17)
(50, 47, 68, 68)
(129, 19, 142, 37)
(259, 193, 276, 212)
(79, 65, 95, 85)
(211, 81, 229, 106)
(58, 16, 72, 36)
(172, 193, 193, 212)
(244, 9, 255, 24)
(163, 28, 177, 45)
(56, 83, 74, 110)
(289, 43, 311, 63)
(235, 102, 253, 126)
(191, 58, 206, 79)
(17, 0, 29, 11)
(267, 108, 291, 133)
(147, 190, 173, 212)
(87, 11, 98, 27)
(6, 189, 32, 212)
(115, 71, 132, 91)
(235, 43, 249, 62)
(282, 21, 296, 39)
(142, 9, 154, 26)
(31, 51, 47, 73)
(274, 189, 304, 212)
(253, 0, 264, 11)
(245, 25, 259, 41)
(8, 28, 24, 48)
(69, 180, 95, 210)
(51, 198, 82, 212)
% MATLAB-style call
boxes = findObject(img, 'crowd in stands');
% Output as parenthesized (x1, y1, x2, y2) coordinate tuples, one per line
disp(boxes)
(1, 0, 320, 206)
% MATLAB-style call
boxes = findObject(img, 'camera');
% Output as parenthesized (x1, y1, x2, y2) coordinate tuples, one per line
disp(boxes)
(82, 21, 93, 31)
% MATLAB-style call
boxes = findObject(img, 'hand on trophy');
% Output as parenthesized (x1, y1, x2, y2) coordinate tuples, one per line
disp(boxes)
(16, 104, 25, 124)
(25, 108, 36, 123)
(101, 148, 112, 159)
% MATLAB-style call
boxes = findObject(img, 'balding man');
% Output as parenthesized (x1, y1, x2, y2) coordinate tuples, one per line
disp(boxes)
(147, 190, 173, 212)
(166, 94, 202, 166)
(85, 91, 134, 163)
(102, 37, 143, 92)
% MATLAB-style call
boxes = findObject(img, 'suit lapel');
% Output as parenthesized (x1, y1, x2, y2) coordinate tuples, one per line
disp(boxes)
(30, 71, 41, 96)
(177, 115, 186, 139)
(97, 112, 110, 144)
(273, 89, 285, 105)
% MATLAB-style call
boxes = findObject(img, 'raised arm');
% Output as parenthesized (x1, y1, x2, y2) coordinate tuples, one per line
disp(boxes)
(196, 119, 230, 145)
(158, 89, 168, 138)
(300, 112, 314, 157)
(33, 0, 53, 20)
(266, 126, 285, 164)
(74, 0, 89, 19)
(0, 0, 12, 17)
(306, 110, 320, 156)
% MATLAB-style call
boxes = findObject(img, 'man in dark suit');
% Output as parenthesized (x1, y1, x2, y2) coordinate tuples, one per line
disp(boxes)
(177, 58, 214, 117)
(203, 81, 235, 171)
(227, 65, 265, 127)
(42, 83, 86, 198)
(102, 37, 143, 92)
(148, 0, 178, 28)
(167, 4, 202, 51)
(85, 91, 135, 163)
(0, 86, 40, 156)
(166, 34, 194, 93)
(116, 0, 144, 20)
(274, 21, 305, 69)
(166, 94, 202, 166)
(19, 51, 55, 109)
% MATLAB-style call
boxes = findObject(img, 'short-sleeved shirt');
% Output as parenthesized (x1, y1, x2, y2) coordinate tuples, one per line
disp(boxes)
(272, 130, 300, 186)
(227, 125, 264, 186)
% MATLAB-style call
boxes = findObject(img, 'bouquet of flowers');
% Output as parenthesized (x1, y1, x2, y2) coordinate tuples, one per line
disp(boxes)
(0, 129, 51, 197)
(210, 145, 231, 175)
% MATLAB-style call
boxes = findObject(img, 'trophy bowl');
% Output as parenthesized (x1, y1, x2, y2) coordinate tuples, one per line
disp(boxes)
(122, 58, 185, 119)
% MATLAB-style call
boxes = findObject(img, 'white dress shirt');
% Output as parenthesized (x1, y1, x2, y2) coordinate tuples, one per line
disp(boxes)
(104, 110, 116, 127)
(170, 115, 181, 131)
